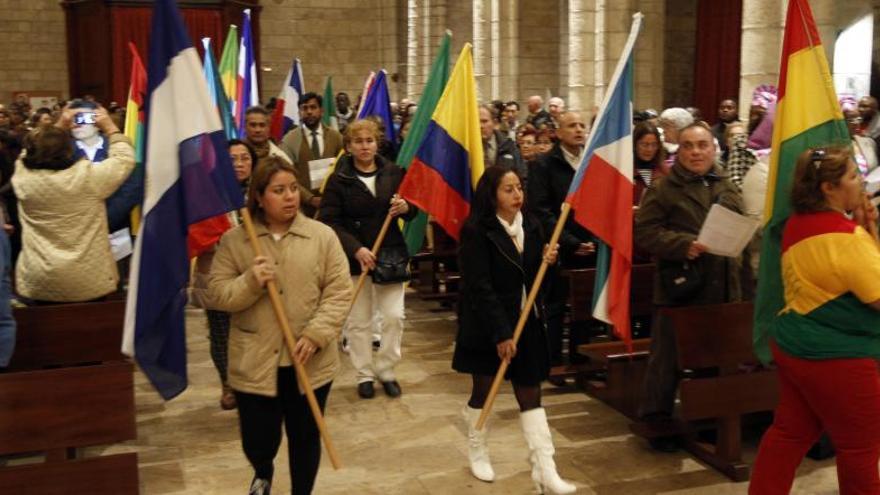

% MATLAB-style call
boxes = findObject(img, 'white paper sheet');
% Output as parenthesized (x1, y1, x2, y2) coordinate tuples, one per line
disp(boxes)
(308, 157, 335, 189)
(696, 204, 761, 258)
(866, 167, 880, 195)
(109, 228, 133, 261)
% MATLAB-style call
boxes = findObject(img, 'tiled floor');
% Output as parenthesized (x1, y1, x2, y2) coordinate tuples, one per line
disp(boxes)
(107, 293, 840, 494)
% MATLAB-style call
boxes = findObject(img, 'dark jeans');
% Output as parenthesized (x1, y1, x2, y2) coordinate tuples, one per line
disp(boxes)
(235, 367, 332, 494)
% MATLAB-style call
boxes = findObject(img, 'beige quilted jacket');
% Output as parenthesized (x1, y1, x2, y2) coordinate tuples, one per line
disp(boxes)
(13, 134, 135, 302)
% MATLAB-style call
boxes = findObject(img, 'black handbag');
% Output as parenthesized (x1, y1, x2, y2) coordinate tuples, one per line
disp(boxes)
(371, 245, 411, 284)
(659, 259, 704, 303)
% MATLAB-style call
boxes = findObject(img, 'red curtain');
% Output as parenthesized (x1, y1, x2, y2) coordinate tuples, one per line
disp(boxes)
(693, 0, 742, 124)
(109, 7, 223, 104)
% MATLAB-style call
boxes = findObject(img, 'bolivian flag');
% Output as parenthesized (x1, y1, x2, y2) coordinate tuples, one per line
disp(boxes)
(125, 43, 147, 233)
(397, 43, 484, 241)
(753, 0, 849, 362)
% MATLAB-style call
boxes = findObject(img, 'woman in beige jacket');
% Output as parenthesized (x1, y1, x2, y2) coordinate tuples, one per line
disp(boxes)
(13, 105, 134, 302)
(208, 157, 352, 495)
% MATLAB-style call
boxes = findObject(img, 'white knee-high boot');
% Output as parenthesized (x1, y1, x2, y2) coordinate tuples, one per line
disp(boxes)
(520, 408, 576, 494)
(463, 405, 495, 482)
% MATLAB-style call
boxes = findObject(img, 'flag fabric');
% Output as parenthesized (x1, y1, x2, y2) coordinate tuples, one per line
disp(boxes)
(235, 9, 258, 136)
(322, 76, 338, 129)
(357, 71, 377, 116)
(218, 25, 239, 118)
(123, 0, 246, 400)
(124, 42, 147, 234)
(202, 38, 236, 140)
(753, 0, 849, 363)
(397, 32, 451, 255)
(269, 58, 304, 141)
(355, 70, 396, 146)
(397, 43, 484, 241)
(566, 14, 642, 347)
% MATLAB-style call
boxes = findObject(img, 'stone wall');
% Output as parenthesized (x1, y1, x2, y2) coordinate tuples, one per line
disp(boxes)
(258, 0, 399, 105)
(0, 0, 69, 105)
(662, 0, 696, 108)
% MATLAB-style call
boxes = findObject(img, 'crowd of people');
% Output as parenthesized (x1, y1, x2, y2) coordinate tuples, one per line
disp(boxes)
(2, 83, 880, 494)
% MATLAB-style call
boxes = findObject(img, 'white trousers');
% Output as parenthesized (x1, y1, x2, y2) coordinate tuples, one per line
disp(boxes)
(348, 277, 405, 383)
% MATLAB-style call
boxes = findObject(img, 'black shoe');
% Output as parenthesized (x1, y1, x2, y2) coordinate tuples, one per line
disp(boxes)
(248, 477, 271, 495)
(357, 381, 375, 399)
(381, 380, 402, 398)
(372, 339, 381, 350)
(648, 436, 680, 453)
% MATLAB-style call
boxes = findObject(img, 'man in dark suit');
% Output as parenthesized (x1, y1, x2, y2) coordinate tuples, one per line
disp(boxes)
(279, 92, 344, 216)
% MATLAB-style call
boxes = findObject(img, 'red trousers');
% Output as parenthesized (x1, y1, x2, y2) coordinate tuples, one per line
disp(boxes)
(750, 343, 880, 495)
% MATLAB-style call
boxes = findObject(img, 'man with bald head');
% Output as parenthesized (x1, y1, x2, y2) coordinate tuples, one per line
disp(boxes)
(858, 96, 880, 140)
(526, 95, 553, 130)
(547, 97, 566, 128)
(529, 110, 597, 377)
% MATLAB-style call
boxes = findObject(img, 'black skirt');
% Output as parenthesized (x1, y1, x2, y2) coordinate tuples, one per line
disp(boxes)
(451, 318, 550, 386)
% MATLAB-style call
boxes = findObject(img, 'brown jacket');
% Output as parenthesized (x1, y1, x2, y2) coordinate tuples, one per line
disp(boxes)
(279, 124, 344, 201)
(635, 162, 743, 306)
(208, 213, 352, 397)
(13, 134, 135, 301)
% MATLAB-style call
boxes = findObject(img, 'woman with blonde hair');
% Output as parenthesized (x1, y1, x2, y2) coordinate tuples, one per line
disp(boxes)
(321, 119, 417, 399)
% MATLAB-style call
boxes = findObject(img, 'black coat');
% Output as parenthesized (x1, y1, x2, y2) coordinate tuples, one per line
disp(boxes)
(528, 142, 595, 262)
(453, 213, 551, 383)
(491, 130, 528, 182)
(320, 154, 417, 275)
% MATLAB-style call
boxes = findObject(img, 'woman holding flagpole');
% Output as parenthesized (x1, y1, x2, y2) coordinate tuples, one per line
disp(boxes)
(321, 118, 416, 400)
(209, 157, 352, 495)
(451, 166, 573, 494)
(750, 146, 880, 495)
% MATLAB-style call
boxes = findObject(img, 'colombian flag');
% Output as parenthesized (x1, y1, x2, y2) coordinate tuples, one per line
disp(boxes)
(753, 0, 849, 362)
(397, 43, 484, 240)
(124, 42, 147, 233)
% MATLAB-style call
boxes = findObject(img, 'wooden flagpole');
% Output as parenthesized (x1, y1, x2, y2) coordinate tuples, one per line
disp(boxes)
(239, 207, 342, 469)
(476, 203, 572, 430)
(345, 212, 394, 319)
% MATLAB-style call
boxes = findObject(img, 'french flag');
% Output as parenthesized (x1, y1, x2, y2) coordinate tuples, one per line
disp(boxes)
(235, 8, 259, 136)
(566, 13, 643, 347)
(122, 0, 245, 400)
(270, 58, 304, 141)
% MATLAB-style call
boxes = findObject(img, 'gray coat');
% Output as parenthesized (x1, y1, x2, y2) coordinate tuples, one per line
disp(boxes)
(634, 162, 743, 306)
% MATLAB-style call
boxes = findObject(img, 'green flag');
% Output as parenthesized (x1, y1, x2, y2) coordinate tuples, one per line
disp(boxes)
(397, 32, 452, 255)
(322, 76, 337, 129)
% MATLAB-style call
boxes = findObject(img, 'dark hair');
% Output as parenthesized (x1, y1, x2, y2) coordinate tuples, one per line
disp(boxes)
(299, 92, 322, 107)
(790, 145, 853, 214)
(505, 101, 520, 110)
(465, 166, 524, 227)
(246, 156, 299, 224)
(21, 126, 76, 170)
(632, 122, 665, 168)
(68, 99, 97, 110)
(228, 138, 257, 169)
(244, 106, 269, 118)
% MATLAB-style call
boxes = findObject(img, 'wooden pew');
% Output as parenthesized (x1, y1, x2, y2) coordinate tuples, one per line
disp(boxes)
(662, 302, 778, 481)
(564, 264, 654, 400)
(0, 300, 138, 493)
(413, 222, 460, 305)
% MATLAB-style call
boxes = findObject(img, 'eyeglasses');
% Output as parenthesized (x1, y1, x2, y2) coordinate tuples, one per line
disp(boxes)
(847, 117, 862, 124)
(810, 148, 826, 170)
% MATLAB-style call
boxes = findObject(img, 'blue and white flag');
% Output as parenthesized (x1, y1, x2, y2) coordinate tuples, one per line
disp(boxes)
(123, 0, 245, 400)
(356, 70, 397, 148)
(235, 8, 259, 136)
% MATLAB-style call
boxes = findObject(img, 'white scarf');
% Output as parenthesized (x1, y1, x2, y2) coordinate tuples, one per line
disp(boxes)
(497, 211, 524, 253)
(497, 211, 527, 310)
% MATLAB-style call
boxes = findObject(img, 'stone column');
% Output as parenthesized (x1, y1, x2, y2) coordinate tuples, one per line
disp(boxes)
(473, 0, 491, 100)
(499, 0, 519, 101)
(406, 0, 421, 98)
(634, 0, 665, 110)
(567, 0, 600, 113)
(738, 0, 786, 118)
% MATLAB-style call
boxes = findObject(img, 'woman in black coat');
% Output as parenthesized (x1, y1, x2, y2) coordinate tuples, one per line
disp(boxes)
(321, 119, 417, 401)
(451, 167, 575, 494)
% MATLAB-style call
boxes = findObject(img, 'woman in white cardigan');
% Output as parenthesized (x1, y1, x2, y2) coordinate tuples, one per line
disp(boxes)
(12, 105, 134, 302)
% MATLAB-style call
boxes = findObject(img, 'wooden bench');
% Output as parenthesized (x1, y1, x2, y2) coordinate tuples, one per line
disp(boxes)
(0, 300, 138, 493)
(412, 222, 460, 305)
(653, 302, 778, 481)
(563, 264, 654, 393)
